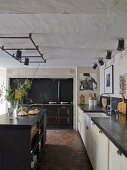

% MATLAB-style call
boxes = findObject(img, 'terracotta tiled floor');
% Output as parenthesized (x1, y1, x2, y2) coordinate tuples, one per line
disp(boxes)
(39, 130, 93, 170)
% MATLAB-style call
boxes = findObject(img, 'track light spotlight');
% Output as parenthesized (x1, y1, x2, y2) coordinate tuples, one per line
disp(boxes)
(16, 50, 22, 60)
(92, 63, 98, 69)
(106, 50, 112, 59)
(117, 39, 124, 51)
(24, 57, 29, 66)
(98, 58, 104, 66)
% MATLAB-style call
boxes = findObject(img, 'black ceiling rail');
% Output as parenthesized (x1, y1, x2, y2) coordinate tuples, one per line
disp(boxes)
(2, 48, 36, 51)
(0, 33, 46, 64)
(29, 33, 46, 63)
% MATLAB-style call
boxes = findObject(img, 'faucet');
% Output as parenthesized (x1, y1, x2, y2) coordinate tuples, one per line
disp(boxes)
(100, 93, 119, 115)
(100, 93, 111, 114)
(109, 101, 118, 114)
(100, 93, 111, 104)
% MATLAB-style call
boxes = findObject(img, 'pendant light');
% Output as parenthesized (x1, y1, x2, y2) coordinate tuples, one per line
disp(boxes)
(16, 50, 22, 60)
(106, 50, 112, 59)
(92, 63, 98, 69)
(24, 57, 29, 66)
(98, 58, 104, 66)
(117, 39, 124, 51)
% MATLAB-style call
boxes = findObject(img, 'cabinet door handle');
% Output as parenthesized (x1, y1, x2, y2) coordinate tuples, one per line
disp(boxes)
(67, 118, 70, 123)
(86, 126, 89, 129)
(56, 116, 58, 121)
(99, 130, 102, 134)
(117, 150, 122, 156)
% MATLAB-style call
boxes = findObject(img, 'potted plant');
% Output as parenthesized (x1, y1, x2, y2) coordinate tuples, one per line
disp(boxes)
(0, 79, 32, 119)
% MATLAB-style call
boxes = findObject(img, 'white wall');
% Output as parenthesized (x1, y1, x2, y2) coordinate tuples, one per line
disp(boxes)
(100, 50, 127, 98)
(0, 68, 7, 115)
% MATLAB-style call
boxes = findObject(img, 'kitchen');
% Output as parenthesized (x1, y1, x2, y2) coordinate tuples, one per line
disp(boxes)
(0, 0, 127, 170)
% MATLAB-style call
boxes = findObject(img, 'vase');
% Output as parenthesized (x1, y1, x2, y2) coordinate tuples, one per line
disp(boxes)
(8, 101, 19, 119)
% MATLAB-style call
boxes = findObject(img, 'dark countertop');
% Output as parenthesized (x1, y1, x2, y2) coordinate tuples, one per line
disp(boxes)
(0, 109, 46, 128)
(78, 104, 127, 158)
(78, 104, 107, 112)
(91, 113, 127, 158)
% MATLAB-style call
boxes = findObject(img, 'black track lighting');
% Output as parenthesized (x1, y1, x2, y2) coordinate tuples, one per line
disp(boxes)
(16, 50, 22, 60)
(24, 57, 29, 66)
(106, 50, 112, 59)
(117, 39, 124, 51)
(0, 33, 46, 65)
(98, 58, 104, 66)
(92, 63, 98, 69)
(83, 73, 90, 77)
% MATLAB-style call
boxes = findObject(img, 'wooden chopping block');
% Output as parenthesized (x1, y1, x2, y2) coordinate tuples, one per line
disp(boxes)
(118, 94, 127, 114)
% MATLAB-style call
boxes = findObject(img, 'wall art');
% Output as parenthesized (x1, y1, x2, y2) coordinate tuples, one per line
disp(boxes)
(119, 74, 127, 94)
(80, 73, 97, 91)
(104, 65, 113, 94)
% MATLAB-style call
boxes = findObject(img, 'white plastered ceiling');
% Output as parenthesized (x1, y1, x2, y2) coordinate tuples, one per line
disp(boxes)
(0, 0, 127, 68)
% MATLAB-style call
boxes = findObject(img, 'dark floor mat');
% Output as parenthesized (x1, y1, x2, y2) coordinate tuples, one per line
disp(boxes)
(39, 130, 93, 170)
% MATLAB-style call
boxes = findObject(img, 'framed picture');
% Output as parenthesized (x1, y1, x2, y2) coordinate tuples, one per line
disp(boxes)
(80, 72, 97, 91)
(104, 65, 113, 94)
(119, 74, 127, 94)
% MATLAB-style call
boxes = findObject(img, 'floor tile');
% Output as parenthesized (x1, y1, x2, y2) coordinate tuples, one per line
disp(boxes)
(39, 130, 93, 170)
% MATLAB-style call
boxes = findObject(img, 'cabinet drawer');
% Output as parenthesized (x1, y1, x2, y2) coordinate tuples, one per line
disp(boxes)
(58, 116, 72, 125)
(59, 108, 71, 113)
(58, 111, 71, 116)
(109, 141, 127, 170)
(46, 107, 58, 116)
(47, 111, 58, 116)
(47, 116, 58, 126)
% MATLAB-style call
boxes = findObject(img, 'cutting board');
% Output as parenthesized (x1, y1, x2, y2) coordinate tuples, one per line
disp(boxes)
(118, 94, 127, 114)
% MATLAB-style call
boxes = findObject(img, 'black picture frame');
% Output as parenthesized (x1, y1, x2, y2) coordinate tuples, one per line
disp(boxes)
(104, 65, 114, 94)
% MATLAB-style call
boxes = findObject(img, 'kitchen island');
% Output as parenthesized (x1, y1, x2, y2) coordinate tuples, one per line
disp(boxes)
(0, 109, 47, 170)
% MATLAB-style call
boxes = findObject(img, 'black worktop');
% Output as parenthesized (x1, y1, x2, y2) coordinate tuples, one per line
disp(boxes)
(0, 109, 46, 128)
(78, 104, 107, 112)
(92, 113, 127, 158)
(79, 104, 127, 158)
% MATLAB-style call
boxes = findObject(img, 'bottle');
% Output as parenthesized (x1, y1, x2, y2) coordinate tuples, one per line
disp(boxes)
(89, 94, 94, 106)
(93, 93, 97, 106)
(80, 95, 85, 104)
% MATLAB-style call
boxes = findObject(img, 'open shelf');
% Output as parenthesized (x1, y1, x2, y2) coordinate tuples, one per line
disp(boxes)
(30, 116, 46, 170)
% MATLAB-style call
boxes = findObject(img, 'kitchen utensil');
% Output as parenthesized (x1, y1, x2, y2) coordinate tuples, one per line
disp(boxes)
(80, 95, 85, 104)
(94, 100, 97, 106)
(118, 94, 127, 114)
(89, 99, 94, 106)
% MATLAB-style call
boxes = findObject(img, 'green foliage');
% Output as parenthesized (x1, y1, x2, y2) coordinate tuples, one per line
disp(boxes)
(5, 88, 15, 105)
(17, 80, 32, 99)
(5, 79, 32, 104)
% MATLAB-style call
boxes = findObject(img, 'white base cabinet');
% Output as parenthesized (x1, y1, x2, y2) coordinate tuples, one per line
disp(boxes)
(109, 141, 127, 170)
(92, 123, 109, 170)
(78, 107, 86, 144)
(78, 107, 81, 134)
(77, 107, 127, 170)
(85, 114, 93, 164)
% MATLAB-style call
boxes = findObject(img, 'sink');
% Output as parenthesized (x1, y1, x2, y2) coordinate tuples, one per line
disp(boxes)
(87, 112, 109, 118)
